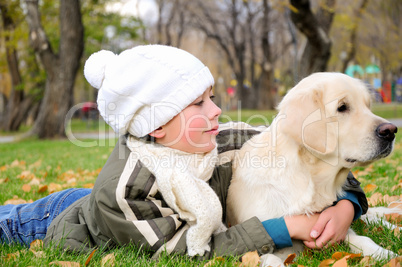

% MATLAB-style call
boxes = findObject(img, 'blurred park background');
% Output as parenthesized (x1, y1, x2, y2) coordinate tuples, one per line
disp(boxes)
(0, 0, 402, 140)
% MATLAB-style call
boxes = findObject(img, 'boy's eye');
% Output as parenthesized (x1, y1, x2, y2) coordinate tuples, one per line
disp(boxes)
(210, 95, 215, 100)
(194, 100, 204, 106)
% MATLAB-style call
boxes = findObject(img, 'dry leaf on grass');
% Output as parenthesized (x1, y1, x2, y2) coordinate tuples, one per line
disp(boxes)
(385, 213, 402, 225)
(10, 159, 26, 168)
(18, 170, 35, 180)
(84, 249, 97, 266)
(48, 183, 63, 193)
(284, 253, 296, 265)
(28, 159, 42, 169)
(393, 227, 400, 237)
(101, 253, 115, 267)
(83, 183, 94, 189)
(22, 184, 31, 192)
(388, 201, 402, 209)
(332, 256, 348, 267)
(332, 252, 361, 260)
(382, 256, 402, 267)
(4, 251, 21, 260)
(28, 177, 41, 186)
(30, 239, 43, 251)
(318, 259, 336, 267)
(364, 184, 377, 192)
(30, 250, 45, 258)
(38, 184, 48, 193)
(368, 193, 401, 207)
(0, 177, 9, 184)
(240, 250, 260, 267)
(49, 261, 80, 267)
(203, 256, 225, 267)
(359, 256, 373, 265)
(4, 196, 29, 205)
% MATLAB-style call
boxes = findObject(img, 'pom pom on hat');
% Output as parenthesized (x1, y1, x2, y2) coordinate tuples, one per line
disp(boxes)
(84, 45, 215, 137)
(84, 50, 116, 89)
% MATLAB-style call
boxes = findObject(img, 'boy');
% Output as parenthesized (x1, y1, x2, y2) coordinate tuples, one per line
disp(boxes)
(1, 45, 367, 259)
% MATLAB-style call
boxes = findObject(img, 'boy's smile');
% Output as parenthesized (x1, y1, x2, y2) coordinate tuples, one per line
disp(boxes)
(150, 87, 221, 153)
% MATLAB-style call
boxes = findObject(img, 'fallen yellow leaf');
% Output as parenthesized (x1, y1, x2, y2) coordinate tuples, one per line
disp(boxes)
(83, 183, 94, 189)
(30, 239, 43, 251)
(49, 261, 80, 267)
(28, 177, 41, 186)
(364, 184, 377, 193)
(85, 249, 97, 266)
(29, 249, 45, 258)
(38, 185, 48, 193)
(284, 253, 296, 265)
(29, 160, 42, 169)
(385, 213, 402, 225)
(101, 253, 115, 267)
(48, 183, 62, 193)
(318, 259, 336, 267)
(22, 184, 31, 192)
(240, 250, 260, 267)
(382, 256, 402, 267)
(4, 196, 28, 205)
(359, 256, 372, 265)
(388, 201, 402, 209)
(332, 256, 348, 267)
(332, 252, 347, 260)
(203, 256, 225, 267)
(393, 227, 400, 237)
(5, 251, 20, 260)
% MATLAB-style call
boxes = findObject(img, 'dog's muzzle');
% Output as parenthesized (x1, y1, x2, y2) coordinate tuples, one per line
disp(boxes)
(373, 123, 398, 159)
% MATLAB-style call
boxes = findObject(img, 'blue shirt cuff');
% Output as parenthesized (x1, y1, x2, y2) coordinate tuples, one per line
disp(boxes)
(337, 191, 363, 221)
(262, 217, 292, 249)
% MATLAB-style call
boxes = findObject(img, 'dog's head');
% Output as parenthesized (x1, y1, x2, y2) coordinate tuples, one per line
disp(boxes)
(277, 72, 397, 167)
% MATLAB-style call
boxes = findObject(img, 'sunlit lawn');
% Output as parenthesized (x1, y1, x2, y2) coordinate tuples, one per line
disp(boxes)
(0, 112, 401, 266)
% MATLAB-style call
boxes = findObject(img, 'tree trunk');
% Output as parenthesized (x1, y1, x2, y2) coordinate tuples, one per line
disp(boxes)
(340, 0, 369, 73)
(0, 2, 33, 131)
(290, 0, 335, 78)
(25, 0, 84, 138)
(257, 0, 275, 110)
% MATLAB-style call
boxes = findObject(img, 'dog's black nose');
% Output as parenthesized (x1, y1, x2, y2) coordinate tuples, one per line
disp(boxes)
(376, 123, 398, 142)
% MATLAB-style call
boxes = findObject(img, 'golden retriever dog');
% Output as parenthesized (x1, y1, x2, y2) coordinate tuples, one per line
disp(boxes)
(226, 72, 400, 266)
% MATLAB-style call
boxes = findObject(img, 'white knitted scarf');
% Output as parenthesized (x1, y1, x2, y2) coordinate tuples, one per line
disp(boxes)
(126, 136, 227, 256)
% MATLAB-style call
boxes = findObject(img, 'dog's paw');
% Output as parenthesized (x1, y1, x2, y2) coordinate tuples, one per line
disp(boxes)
(187, 243, 210, 257)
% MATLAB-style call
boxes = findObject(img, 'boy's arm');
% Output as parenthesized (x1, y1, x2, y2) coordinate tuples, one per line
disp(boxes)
(157, 216, 277, 259)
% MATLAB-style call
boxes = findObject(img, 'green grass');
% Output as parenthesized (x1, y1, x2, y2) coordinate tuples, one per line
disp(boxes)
(0, 120, 401, 266)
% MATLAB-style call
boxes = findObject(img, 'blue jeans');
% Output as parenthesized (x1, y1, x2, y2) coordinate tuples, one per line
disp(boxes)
(0, 188, 91, 246)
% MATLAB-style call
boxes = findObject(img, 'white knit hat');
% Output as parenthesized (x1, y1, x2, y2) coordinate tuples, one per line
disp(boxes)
(84, 45, 215, 137)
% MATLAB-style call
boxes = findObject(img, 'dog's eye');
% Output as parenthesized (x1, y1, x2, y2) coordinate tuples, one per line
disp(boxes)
(337, 104, 348, 113)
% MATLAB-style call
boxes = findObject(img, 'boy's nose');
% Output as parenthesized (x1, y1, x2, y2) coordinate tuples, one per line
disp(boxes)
(210, 102, 222, 119)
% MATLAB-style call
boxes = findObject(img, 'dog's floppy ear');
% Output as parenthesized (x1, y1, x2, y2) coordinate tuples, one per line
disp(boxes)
(277, 86, 338, 157)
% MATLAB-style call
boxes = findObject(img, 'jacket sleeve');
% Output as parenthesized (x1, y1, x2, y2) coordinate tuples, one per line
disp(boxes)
(339, 172, 368, 216)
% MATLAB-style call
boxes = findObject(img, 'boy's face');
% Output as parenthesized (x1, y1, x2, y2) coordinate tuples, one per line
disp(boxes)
(154, 87, 221, 153)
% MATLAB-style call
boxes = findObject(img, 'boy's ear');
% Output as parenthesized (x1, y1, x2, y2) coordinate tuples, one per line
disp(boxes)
(149, 127, 165, 139)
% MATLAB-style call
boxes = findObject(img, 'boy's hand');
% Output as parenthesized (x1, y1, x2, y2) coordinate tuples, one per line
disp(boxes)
(303, 199, 354, 249)
(284, 213, 321, 242)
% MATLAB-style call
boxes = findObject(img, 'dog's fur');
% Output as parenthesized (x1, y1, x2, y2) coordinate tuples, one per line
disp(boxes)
(226, 72, 400, 266)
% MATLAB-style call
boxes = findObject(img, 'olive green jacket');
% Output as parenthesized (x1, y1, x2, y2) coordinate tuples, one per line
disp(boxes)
(44, 128, 368, 259)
